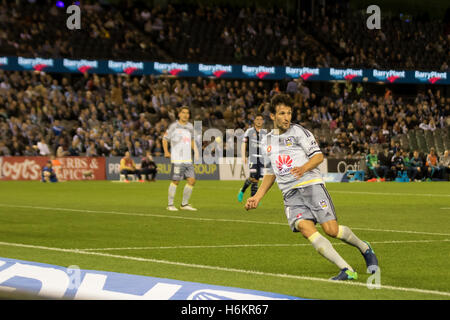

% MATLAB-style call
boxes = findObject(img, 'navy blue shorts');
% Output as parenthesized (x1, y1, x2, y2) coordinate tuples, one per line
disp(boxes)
(249, 162, 264, 180)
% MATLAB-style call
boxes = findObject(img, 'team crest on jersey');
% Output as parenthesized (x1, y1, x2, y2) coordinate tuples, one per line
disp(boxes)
(285, 137, 295, 147)
(319, 200, 328, 209)
(267, 146, 272, 153)
(276, 154, 293, 175)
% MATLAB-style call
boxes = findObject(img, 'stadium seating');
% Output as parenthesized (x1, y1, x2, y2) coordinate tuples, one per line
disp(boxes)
(1, 1, 448, 70)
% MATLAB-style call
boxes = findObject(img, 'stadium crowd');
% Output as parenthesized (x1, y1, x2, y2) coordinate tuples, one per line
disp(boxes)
(0, 1, 449, 70)
(0, 69, 449, 180)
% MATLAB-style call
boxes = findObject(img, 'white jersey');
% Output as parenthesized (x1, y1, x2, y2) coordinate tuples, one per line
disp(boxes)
(262, 124, 323, 195)
(163, 121, 194, 163)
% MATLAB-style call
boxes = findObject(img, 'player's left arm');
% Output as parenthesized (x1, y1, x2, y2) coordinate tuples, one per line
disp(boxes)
(191, 138, 200, 161)
(290, 128, 323, 179)
(290, 153, 324, 179)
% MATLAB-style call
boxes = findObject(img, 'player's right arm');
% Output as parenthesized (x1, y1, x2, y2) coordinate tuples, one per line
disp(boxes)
(162, 131, 171, 158)
(245, 174, 276, 210)
(241, 141, 247, 165)
(241, 128, 250, 165)
(245, 133, 274, 210)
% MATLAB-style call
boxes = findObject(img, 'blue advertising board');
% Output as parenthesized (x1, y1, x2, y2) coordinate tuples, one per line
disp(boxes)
(105, 156, 219, 181)
(0, 257, 304, 300)
(1, 56, 448, 85)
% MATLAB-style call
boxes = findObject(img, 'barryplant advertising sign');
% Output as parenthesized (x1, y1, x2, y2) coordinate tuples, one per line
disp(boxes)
(0, 56, 449, 84)
(62, 58, 99, 73)
(17, 57, 54, 72)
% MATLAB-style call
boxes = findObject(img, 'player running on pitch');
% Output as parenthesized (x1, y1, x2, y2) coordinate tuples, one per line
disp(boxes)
(245, 94, 378, 280)
(163, 106, 199, 211)
(237, 114, 267, 202)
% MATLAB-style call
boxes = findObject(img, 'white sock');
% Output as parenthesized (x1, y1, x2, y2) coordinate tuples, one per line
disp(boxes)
(181, 184, 193, 206)
(308, 232, 353, 271)
(336, 225, 369, 253)
(168, 183, 177, 206)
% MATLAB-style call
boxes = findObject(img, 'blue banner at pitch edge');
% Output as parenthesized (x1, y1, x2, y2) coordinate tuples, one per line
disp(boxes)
(106, 156, 220, 180)
(0, 56, 448, 85)
(0, 257, 304, 300)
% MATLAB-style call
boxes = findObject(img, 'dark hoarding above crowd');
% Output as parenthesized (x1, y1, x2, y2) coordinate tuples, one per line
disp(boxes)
(0, 56, 449, 85)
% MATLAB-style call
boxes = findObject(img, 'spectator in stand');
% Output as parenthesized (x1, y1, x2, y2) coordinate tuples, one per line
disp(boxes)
(402, 150, 413, 180)
(68, 136, 83, 156)
(34, 137, 51, 156)
(139, 151, 158, 182)
(389, 141, 401, 155)
(391, 149, 407, 181)
(409, 150, 424, 182)
(97, 139, 111, 157)
(152, 139, 163, 156)
(366, 147, 384, 182)
(419, 118, 437, 131)
(438, 150, 450, 181)
(111, 140, 126, 157)
(286, 78, 299, 96)
(52, 120, 64, 137)
(132, 141, 144, 157)
(86, 141, 98, 157)
(0, 141, 10, 156)
(56, 141, 69, 157)
(24, 145, 38, 156)
(377, 148, 391, 180)
(425, 147, 440, 181)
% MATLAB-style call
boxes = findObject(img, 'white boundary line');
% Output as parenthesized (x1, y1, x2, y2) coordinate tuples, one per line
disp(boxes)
(1, 203, 449, 237)
(0, 240, 448, 298)
(328, 190, 450, 198)
(217, 186, 450, 198)
(76, 239, 450, 251)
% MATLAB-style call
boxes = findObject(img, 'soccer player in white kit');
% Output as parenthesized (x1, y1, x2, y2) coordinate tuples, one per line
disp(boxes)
(245, 94, 378, 280)
(163, 106, 199, 211)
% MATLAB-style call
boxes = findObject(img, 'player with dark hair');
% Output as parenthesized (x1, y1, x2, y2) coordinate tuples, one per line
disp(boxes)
(245, 93, 379, 281)
(237, 114, 267, 202)
(163, 106, 199, 211)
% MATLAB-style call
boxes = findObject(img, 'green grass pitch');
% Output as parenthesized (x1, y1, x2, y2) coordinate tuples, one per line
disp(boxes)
(0, 180, 449, 300)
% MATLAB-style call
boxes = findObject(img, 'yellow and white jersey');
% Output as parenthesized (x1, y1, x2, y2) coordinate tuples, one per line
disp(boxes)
(262, 123, 323, 195)
(164, 121, 194, 163)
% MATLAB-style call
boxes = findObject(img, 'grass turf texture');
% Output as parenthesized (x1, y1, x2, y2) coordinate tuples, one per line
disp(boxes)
(0, 180, 449, 300)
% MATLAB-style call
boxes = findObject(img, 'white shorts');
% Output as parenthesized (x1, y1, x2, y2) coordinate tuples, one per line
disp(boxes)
(283, 184, 337, 232)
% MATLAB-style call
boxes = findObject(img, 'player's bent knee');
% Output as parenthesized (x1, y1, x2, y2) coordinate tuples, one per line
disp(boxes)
(296, 220, 317, 239)
(325, 228, 339, 238)
(322, 221, 339, 238)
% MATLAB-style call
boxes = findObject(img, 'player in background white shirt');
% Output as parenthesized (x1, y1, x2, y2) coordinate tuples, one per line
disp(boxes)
(245, 94, 378, 281)
(163, 106, 199, 211)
